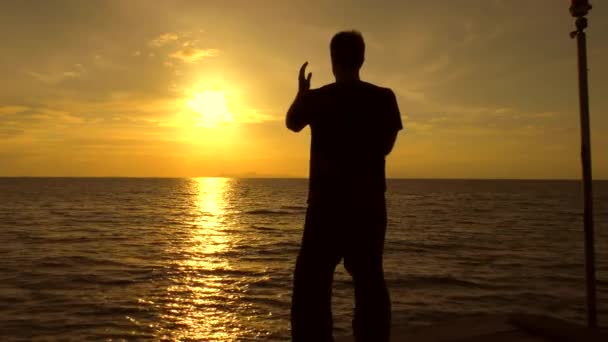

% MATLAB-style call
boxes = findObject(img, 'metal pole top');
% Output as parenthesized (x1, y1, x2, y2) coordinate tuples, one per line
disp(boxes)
(570, 0, 592, 17)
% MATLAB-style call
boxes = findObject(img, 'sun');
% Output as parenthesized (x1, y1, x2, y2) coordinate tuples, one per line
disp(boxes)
(186, 90, 234, 128)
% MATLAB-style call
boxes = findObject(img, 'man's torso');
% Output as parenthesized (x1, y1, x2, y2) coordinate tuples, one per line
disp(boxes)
(303, 81, 401, 204)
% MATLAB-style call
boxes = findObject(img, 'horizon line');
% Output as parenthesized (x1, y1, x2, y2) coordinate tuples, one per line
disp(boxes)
(0, 176, 606, 181)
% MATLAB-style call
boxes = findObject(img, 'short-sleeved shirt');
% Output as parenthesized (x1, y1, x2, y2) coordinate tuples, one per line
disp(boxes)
(295, 81, 402, 204)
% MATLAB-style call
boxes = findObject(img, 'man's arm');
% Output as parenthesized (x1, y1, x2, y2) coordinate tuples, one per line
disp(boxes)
(286, 62, 312, 132)
(383, 130, 399, 156)
(286, 93, 309, 132)
(383, 89, 403, 156)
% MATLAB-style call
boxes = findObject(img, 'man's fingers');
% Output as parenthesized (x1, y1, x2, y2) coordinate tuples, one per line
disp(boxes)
(307, 72, 312, 83)
(299, 62, 308, 80)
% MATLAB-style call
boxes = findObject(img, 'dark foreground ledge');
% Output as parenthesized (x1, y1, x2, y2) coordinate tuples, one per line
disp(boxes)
(335, 314, 607, 342)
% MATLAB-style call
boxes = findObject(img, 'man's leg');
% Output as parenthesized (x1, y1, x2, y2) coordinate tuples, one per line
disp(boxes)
(344, 201, 391, 342)
(291, 205, 341, 342)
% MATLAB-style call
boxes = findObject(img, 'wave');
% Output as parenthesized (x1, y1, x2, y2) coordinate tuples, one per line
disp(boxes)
(386, 275, 493, 289)
(280, 205, 307, 210)
(35, 255, 136, 268)
(251, 225, 279, 232)
(243, 209, 296, 215)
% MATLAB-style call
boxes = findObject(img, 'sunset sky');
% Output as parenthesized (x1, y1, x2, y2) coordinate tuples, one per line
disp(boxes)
(1, 0, 606, 179)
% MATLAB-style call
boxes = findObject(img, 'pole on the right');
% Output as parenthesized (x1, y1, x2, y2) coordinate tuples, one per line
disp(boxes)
(569, 0, 597, 329)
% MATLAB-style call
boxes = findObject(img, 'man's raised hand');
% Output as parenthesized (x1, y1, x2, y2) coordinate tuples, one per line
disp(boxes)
(298, 62, 312, 93)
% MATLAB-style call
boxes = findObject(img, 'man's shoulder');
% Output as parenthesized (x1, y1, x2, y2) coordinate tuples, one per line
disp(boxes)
(362, 82, 395, 96)
(313, 81, 394, 94)
(303, 84, 335, 101)
(344, 82, 394, 100)
(312, 83, 337, 92)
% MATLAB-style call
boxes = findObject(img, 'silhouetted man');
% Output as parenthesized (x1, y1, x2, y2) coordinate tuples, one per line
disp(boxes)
(286, 31, 402, 342)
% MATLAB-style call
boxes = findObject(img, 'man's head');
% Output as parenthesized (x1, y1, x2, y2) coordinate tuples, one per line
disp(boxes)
(330, 31, 365, 77)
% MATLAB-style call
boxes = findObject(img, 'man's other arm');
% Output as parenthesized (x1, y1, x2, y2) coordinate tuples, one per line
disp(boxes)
(383, 89, 403, 156)
(286, 93, 310, 132)
(383, 130, 399, 156)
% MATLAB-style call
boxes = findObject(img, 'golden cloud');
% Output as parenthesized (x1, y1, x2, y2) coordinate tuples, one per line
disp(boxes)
(148, 32, 179, 47)
(0, 105, 30, 115)
(169, 47, 219, 63)
(30, 108, 85, 124)
(28, 70, 81, 84)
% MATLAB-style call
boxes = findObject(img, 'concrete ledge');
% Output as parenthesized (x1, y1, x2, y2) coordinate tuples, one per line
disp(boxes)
(335, 314, 606, 342)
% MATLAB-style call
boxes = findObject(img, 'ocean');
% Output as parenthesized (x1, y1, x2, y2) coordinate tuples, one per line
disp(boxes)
(0, 178, 606, 341)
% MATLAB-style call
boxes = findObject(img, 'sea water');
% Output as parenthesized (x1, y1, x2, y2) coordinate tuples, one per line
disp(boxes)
(0, 178, 606, 340)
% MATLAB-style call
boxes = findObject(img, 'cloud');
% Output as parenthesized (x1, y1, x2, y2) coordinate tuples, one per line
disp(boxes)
(149, 32, 179, 47)
(236, 108, 274, 124)
(0, 128, 24, 138)
(28, 108, 85, 124)
(422, 54, 450, 73)
(169, 47, 219, 63)
(27, 62, 85, 84)
(531, 111, 556, 119)
(397, 88, 426, 102)
(406, 121, 433, 132)
(146, 31, 219, 65)
(0, 105, 30, 115)
(28, 70, 82, 84)
(493, 107, 512, 115)
(62, 71, 80, 78)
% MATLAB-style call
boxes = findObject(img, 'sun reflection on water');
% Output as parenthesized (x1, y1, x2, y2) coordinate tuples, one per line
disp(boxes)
(159, 177, 246, 341)
(190, 177, 232, 258)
